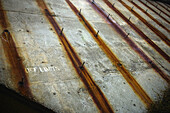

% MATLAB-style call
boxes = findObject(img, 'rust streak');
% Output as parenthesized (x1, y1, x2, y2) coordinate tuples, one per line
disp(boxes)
(66, 0, 153, 107)
(35, 0, 114, 112)
(103, 0, 170, 62)
(128, 0, 169, 32)
(1, 31, 33, 98)
(117, 0, 170, 46)
(0, 1, 8, 29)
(86, 0, 170, 83)
(146, 0, 170, 18)
(0, 1, 33, 98)
(138, 0, 170, 24)
(156, 1, 170, 12)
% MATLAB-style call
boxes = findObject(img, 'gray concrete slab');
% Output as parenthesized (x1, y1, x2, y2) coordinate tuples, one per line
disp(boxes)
(0, 0, 169, 113)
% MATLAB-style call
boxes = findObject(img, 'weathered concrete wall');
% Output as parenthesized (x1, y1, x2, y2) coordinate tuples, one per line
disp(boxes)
(0, 0, 169, 113)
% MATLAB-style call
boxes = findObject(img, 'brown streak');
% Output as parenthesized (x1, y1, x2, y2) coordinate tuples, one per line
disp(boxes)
(86, 0, 170, 83)
(146, 0, 170, 18)
(0, 1, 8, 29)
(0, 0, 33, 98)
(66, 0, 153, 107)
(156, 1, 170, 12)
(138, 0, 170, 24)
(128, 0, 169, 32)
(1, 31, 33, 98)
(102, 0, 170, 62)
(35, 0, 114, 112)
(117, 0, 170, 46)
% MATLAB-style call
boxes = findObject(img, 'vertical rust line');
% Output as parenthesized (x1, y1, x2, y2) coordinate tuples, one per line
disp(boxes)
(86, 0, 170, 83)
(1, 31, 33, 98)
(0, 1, 33, 98)
(117, 0, 170, 46)
(156, 1, 170, 12)
(35, 0, 114, 112)
(138, 0, 170, 24)
(0, 1, 8, 29)
(66, 0, 153, 107)
(128, 0, 169, 32)
(102, 0, 170, 62)
(146, 0, 170, 18)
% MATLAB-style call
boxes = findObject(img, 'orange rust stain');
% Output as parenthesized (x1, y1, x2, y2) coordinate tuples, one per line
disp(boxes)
(35, 0, 114, 112)
(146, 0, 170, 18)
(1, 31, 33, 98)
(0, 1, 8, 29)
(66, 0, 153, 107)
(86, 0, 170, 83)
(128, 0, 169, 32)
(117, 0, 170, 46)
(102, 0, 170, 62)
(0, 1, 33, 98)
(138, 0, 170, 24)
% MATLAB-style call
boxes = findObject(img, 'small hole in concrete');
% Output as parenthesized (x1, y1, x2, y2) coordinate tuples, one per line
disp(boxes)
(133, 104, 136, 106)
(53, 93, 56, 95)
(118, 63, 122, 67)
(68, 92, 70, 94)
(123, 82, 126, 84)
(26, 30, 29, 32)
(18, 81, 24, 86)
(42, 61, 45, 63)
(2, 68, 5, 70)
(78, 30, 82, 33)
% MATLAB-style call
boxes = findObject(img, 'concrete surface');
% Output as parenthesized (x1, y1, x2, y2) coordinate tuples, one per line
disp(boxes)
(0, 0, 169, 113)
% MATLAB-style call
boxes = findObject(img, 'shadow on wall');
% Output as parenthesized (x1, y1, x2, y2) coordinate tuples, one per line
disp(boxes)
(0, 84, 55, 113)
(148, 88, 170, 113)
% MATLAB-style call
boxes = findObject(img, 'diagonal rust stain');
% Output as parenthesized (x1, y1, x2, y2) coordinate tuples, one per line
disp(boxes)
(0, 1, 8, 29)
(102, 0, 170, 62)
(35, 0, 114, 112)
(117, 0, 170, 46)
(138, 0, 170, 24)
(146, 0, 170, 18)
(86, 0, 170, 83)
(66, 0, 153, 108)
(128, 0, 169, 32)
(155, 1, 170, 12)
(0, 0, 33, 98)
(1, 31, 33, 98)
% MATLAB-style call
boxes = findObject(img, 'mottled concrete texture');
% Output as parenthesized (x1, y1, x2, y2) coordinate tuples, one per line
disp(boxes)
(0, 0, 169, 113)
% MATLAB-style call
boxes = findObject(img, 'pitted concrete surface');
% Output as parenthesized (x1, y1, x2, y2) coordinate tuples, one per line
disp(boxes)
(0, 0, 169, 113)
